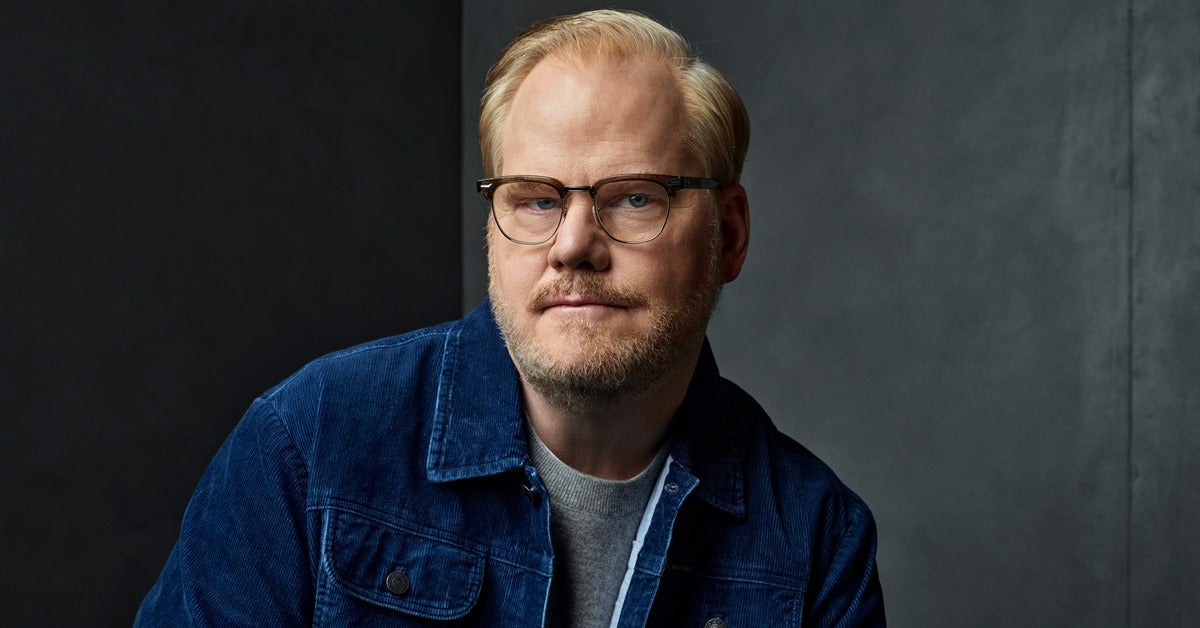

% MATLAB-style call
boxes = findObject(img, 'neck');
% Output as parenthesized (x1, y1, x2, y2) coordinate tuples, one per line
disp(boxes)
(520, 344, 701, 480)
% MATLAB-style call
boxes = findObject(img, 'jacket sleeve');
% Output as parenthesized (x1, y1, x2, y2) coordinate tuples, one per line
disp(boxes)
(808, 498, 886, 627)
(135, 397, 313, 626)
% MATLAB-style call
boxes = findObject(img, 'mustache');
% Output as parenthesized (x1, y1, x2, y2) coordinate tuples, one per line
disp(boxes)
(529, 273, 647, 309)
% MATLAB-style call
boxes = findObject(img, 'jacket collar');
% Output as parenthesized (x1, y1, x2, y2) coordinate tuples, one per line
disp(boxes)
(426, 301, 746, 517)
(425, 302, 528, 482)
(666, 340, 746, 517)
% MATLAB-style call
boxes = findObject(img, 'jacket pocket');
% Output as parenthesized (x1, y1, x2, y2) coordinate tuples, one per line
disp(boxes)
(648, 565, 804, 628)
(319, 507, 484, 622)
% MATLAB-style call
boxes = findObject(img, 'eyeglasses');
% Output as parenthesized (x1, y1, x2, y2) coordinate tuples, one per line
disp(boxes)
(477, 174, 721, 245)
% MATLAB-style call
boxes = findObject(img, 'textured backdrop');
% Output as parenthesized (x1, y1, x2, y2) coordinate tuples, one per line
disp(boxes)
(461, 1, 1199, 626)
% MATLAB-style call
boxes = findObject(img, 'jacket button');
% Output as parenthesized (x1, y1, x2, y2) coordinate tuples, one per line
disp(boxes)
(703, 619, 727, 628)
(385, 570, 410, 595)
(522, 484, 542, 507)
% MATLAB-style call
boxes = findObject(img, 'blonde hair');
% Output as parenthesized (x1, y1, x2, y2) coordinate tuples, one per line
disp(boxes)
(478, 9, 750, 186)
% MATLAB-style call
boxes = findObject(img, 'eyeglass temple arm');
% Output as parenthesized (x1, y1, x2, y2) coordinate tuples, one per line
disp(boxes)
(665, 176, 722, 191)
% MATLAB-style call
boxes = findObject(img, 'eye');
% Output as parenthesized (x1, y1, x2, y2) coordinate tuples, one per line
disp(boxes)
(607, 190, 663, 211)
(531, 197, 559, 211)
(625, 194, 650, 209)
(495, 181, 563, 214)
(598, 180, 665, 211)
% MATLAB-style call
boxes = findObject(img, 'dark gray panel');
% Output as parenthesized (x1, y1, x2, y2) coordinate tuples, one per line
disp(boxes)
(462, 2, 1132, 626)
(1131, 0, 1200, 623)
(0, 2, 461, 624)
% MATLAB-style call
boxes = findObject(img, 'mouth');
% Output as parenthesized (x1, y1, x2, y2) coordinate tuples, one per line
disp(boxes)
(539, 294, 629, 311)
(528, 274, 647, 313)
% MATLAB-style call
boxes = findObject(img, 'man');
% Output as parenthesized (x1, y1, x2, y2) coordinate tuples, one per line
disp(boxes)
(138, 9, 884, 627)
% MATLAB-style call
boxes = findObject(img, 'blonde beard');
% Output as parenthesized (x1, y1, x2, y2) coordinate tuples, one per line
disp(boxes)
(489, 227, 723, 414)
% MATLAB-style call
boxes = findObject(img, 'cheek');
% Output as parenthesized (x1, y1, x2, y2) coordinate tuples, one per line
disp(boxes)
(488, 241, 542, 295)
(645, 223, 718, 290)
(623, 251, 703, 306)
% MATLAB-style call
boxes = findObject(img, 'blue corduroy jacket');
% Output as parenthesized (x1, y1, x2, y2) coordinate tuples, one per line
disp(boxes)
(137, 302, 885, 626)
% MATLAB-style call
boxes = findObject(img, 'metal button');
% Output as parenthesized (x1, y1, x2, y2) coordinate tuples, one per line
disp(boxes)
(385, 570, 410, 595)
(522, 484, 542, 507)
(703, 618, 727, 628)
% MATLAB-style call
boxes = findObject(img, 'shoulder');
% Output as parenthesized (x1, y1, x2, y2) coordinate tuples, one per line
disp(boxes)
(270, 318, 459, 399)
(670, 373, 884, 620)
(723, 378, 875, 534)
(720, 379, 884, 618)
(245, 317, 464, 457)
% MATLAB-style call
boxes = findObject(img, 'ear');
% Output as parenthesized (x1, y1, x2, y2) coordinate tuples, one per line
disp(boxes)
(716, 184, 749, 283)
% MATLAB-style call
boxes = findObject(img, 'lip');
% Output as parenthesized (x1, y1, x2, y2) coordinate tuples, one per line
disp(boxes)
(540, 295, 626, 310)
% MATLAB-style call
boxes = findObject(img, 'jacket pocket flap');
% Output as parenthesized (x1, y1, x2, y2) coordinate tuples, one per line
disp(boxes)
(323, 508, 484, 620)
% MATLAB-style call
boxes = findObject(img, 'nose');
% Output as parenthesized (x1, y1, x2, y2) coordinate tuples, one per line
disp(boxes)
(546, 192, 611, 271)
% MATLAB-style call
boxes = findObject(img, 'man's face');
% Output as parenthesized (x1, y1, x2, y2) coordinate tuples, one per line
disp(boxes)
(488, 54, 735, 409)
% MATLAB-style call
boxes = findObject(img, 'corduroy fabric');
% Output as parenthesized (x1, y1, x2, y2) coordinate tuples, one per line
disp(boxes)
(136, 302, 886, 626)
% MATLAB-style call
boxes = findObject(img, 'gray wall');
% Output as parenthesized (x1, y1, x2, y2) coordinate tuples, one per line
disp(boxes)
(462, 1, 1199, 626)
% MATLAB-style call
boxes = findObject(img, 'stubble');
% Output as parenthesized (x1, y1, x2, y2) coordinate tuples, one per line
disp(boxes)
(489, 220, 723, 413)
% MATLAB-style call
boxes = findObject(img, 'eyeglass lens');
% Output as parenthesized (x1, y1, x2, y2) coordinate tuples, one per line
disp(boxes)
(491, 179, 670, 244)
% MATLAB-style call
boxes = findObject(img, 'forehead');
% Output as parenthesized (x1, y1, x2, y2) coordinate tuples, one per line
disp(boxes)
(500, 54, 688, 177)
